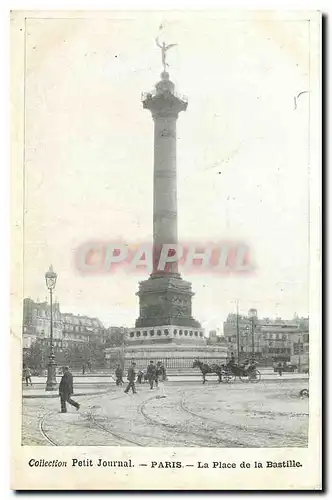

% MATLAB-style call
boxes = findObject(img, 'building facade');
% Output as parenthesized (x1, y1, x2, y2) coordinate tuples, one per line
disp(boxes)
(23, 298, 63, 350)
(62, 313, 106, 348)
(223, 311, 309, 366)
(22, 298, 108, 368)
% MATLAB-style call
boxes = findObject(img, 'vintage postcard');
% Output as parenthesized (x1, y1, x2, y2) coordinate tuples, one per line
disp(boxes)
(11, 10, 322, 490)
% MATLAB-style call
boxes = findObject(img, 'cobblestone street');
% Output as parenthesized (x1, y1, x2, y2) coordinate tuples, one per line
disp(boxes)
(22, 379, 309, 448)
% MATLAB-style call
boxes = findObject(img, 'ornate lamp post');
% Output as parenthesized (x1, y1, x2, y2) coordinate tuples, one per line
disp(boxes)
(45, 265, 58, 391)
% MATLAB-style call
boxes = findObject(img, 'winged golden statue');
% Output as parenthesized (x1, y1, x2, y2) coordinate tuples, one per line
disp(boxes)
(155, 36, 177, 72)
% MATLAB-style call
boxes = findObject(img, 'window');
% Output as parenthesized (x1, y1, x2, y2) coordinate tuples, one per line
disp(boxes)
(189, 331, 193, 336)
(157, 330, 162, 336)
(130, 332, 134, 338)
(164, 329, 169, 335)
(174, 329, 178, 335)
(136, 332, 141, 337)
(179, 330, 183, 336)
(150, 330, 154, 336)
(184, 330, 188, 336)
(143, 331, 148, 337)
(200, 332, 203, 337)
(194, 331, 198, 336)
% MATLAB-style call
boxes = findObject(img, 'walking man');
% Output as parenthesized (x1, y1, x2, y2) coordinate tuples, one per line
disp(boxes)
(115, 364, 124, 386)
(124, 362, 137, 394)
(137, 370, 144, 384)
(277, 362, 283, 377)
(156, 361, 167, 398)
(59, 366, 80, 413)
(147, 360, 157, 389)
(23, 366, 32, 386)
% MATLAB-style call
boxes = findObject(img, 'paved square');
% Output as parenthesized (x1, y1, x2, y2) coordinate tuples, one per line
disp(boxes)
(22, 379, 308, 447)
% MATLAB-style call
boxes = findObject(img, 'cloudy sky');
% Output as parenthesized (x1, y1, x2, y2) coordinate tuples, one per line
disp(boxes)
(23, 12, 311, 331)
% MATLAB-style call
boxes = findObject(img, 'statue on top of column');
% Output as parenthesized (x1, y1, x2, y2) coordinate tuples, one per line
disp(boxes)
(155, 35, 177, 73)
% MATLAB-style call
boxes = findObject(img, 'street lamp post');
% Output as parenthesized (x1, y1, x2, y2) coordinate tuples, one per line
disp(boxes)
(251, 317, 255, 356)
(45, 265, 58, 391)
(248, 309, 257, 359)
(236, 301, 240, 363)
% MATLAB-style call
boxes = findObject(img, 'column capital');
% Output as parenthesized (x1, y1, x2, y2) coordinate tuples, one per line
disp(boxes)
(142, 78, 188, 118)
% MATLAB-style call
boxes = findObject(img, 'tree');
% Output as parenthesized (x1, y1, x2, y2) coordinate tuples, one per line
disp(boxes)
(55, 349, 67, 367)
(105, 328, 126, 348)
(23, 340, 43, 370)
(59, 341, 107, 370)
(87, 340, 106, 368)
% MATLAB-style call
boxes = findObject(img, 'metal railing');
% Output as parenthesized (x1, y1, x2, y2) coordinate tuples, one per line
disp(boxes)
(141, 90, 188, 104)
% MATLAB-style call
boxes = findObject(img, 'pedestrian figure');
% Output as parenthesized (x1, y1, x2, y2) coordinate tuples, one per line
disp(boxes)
(277, 362, 283, 377)
(147, 361, 157, 389)
(59, 366, 80, 413)
(156, 361, 167, 398)
(229, 352, 236, 366)
(23, 366, 32, 386)
(137, 370, 144, 384)
(82, 364, 86, 375)
(241, 358, 249, 371)
(115, 364, 124, 386)
(124, 362, 137, 394)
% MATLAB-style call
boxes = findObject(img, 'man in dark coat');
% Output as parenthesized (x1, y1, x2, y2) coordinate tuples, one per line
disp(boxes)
(156, 361, 166, 381)
(137, 370, 144, 384)
(59, 366, 80, 413)
(147, 360, 157, 389)
(115, 364, 124, 386)
(124, 362, 137, 394)
(23, 366, 32, 386)
(229, 352, 236, 366)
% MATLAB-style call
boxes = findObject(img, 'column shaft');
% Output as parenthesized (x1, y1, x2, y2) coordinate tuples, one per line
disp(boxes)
(152, 116, 178, 274)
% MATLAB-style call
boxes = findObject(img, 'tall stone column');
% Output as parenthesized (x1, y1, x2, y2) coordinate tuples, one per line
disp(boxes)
(143, 71, 187, 275)
(118, 43, 227, 369)
(135, 70, 200, 329)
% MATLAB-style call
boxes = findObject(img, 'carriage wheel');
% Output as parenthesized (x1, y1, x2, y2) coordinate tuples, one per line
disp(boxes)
(222, 373, 234, 383)
(300, 388, 309, 398)
(249, 369, 261, 383)
(239, 374, 249, 383)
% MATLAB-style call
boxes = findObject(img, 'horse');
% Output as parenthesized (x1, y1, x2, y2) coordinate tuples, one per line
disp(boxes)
(192, 359, 223, 384)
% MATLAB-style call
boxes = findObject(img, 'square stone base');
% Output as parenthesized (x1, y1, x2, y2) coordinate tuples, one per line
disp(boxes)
(105, 340, 228, 371)
(135, 275, 201, 328)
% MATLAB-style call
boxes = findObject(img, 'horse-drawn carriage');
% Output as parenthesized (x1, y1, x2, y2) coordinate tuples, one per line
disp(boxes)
(193, 359, 262, 384)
